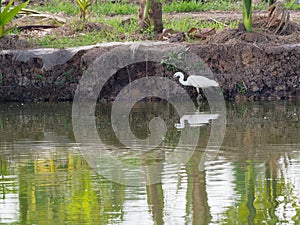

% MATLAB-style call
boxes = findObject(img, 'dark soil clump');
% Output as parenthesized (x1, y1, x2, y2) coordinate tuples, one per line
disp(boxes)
(204, 28, 300, 45)
(204, 14, 300, 45)
(0, 35, 30, 50)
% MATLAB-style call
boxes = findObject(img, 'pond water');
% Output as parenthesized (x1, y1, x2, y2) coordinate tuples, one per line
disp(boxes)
(0, 101, 299, 225)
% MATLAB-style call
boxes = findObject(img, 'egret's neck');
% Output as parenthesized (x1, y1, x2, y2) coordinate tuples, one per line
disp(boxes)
(179, 74, 188, 85)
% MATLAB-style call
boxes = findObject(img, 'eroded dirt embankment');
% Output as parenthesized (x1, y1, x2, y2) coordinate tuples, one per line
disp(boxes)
(0, 41, 299, 102)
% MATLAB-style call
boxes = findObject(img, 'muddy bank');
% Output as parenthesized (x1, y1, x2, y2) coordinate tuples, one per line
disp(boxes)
(0, 41, 299, 102)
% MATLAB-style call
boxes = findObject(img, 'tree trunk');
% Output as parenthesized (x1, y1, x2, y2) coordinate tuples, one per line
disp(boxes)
(138, 0, 163, 33)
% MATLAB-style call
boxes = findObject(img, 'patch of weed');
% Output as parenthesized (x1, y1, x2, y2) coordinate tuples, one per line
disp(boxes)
(92, 1, 137, 15)
(30, 0, 79, 16)
(164, 17, 239, 32)
(163, 0, 242, 13)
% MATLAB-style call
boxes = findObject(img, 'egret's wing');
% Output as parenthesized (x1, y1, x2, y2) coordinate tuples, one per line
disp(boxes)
(191, 114, 219, 124)
(188, 76, 218, 88)
(186, 76, 201, 87)
(196, 114, 219, 123)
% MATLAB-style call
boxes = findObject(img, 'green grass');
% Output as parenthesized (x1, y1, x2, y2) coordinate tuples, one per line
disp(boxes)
(33, 1, 243, 16)
(32, 15, 239, 48)
(32, 17, 136, 48)
(33, 32, 103, 48)
(163, 0, 242, 12)
(24, 0, 300, 48)
(29, 0, 300, 17)
(30, 0, 79, 16)
(285, 0, 300, 10)
(164, 17, 238, 32)
(92, 1, 138, 15)
(29, 0, 138, 16)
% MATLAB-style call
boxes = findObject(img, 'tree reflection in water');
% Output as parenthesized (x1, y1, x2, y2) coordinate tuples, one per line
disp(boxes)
(0, 102, 299, 224)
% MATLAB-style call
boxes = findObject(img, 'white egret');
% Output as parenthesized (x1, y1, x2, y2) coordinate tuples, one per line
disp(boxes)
(173, 72, 219, 100)
(175, 113, 219, 129)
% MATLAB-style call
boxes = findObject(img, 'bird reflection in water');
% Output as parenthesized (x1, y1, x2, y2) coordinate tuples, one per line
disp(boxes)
(175, 113, 219, 129)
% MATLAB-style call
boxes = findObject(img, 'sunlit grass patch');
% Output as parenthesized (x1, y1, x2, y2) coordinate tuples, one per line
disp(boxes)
(33, 31, 108, 48)
(29, 0, 300, 18)
(163, 0, 242, 13)
(30, 0, 138, 16)
(30, 0, 79, 16)
(92, 1, 138, 15)
(33, 17, 141, 47)
(32, 14, 240, 48)
(285, 0, 300, 10)
(164, 17, 239, 32)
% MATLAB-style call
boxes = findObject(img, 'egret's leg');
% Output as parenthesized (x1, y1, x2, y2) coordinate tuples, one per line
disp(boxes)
(196, 88, 201, 101)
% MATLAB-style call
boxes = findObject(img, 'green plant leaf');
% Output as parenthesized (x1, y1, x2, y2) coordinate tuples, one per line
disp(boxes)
(0, 0, 14, 23)
(1, 1, 29, 26)
(77, 0, 84, 11)
(242, 0, 252, 32)
(0, 25, 13, 37)
(0, 25, 4, 37)
(2, 26, 13, 35)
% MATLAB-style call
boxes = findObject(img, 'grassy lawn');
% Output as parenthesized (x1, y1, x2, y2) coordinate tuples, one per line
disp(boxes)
(21, 0, 300, 48)
(29, 0, 300, 16)
(32, 18, 239, 48)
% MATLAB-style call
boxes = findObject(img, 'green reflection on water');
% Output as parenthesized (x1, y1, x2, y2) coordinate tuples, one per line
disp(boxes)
(13, 153, 125, 225)
(0, 102, 299, 225)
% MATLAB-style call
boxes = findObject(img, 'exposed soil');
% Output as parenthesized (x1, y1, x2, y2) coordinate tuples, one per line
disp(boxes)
(203, 25, 300, 46)
(0, 8, 299, 102)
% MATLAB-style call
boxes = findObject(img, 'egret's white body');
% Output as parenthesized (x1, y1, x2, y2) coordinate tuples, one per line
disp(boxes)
(173, 72, 219, 99)
(175, 113, 219, 129)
